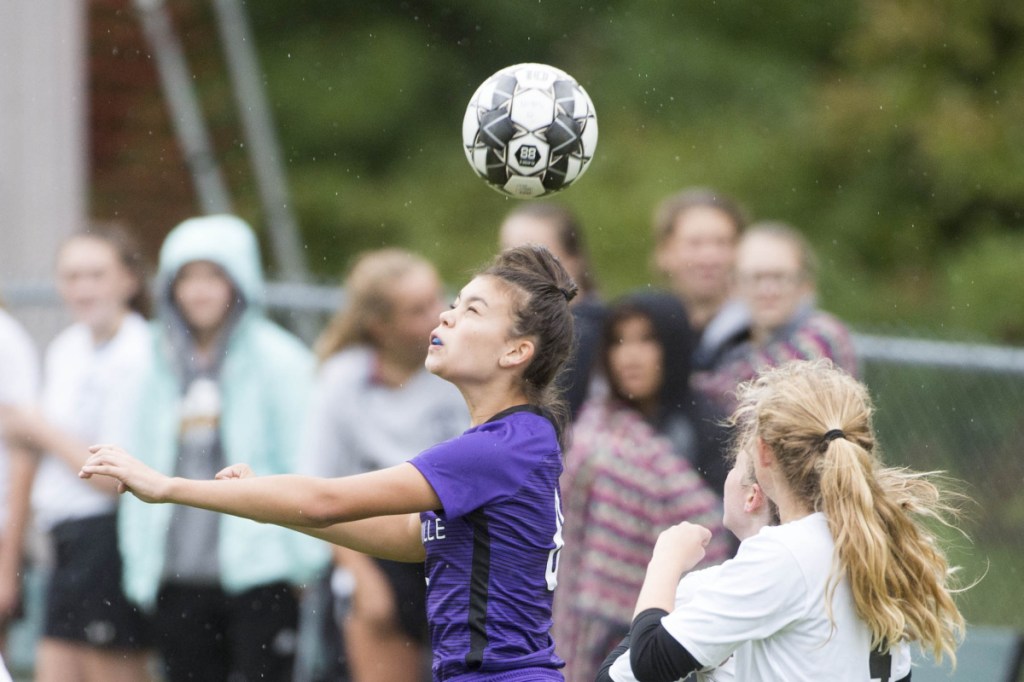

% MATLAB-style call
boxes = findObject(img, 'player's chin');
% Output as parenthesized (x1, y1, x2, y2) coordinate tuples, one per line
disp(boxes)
(423, 355, 445, 377)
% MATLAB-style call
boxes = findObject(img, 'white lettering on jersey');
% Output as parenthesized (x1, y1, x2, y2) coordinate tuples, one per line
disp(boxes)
(421, 517, 446, 543)
(545, 489, 564, 591)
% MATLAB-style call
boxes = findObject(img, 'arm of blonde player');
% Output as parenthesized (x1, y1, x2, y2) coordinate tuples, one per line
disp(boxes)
(632, 522, 712, 619)
(81, 446, 431, 561)
(214, 462, 426, 562)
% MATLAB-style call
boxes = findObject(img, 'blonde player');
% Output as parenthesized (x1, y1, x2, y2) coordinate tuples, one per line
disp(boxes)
(613, 360, 964, 681)
(599, 437, 912, 682)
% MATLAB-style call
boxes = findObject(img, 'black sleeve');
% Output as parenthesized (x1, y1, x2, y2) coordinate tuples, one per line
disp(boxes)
(629, 608, 702, 682)
(595, 633, 632, 682)
(896, 672, 911, 682)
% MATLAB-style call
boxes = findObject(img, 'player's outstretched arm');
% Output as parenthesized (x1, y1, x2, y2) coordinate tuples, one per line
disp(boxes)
(286, 513, 425, 562)
(81, 445, 440, 554)
(213, 462, 426, 561)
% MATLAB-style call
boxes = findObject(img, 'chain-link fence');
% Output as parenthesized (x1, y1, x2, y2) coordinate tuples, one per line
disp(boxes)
(856, 335, 1024, 634)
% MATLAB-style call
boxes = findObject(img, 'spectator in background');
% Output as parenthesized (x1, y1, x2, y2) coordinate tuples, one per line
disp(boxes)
(116, 215, 328, 682)
(553, 292, 731, 682)
(0, 304, 40, 654)
(651, 188, 750, 492)
(652, 188, 749, 372)
(499, 202, 606, 417)
(301, 249, 468, 682)
(693, 222, 858, 422)
(0, 227, 154, 682)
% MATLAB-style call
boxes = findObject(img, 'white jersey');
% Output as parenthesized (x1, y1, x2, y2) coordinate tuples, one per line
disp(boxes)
(32, 312, 152, 530)
(612, 513, 911, 682)
(0, 308, 40, 528)
(609, 567, 732, 682)
(668, 513, 869, 681)
(608, 558, 910, 682)
(299, 345, 468, 477)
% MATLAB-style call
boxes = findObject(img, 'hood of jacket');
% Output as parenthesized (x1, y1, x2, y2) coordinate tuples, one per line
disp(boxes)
(157, 214, 265, 311)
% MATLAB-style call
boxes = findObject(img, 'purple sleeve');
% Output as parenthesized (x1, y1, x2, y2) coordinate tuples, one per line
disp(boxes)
(409, 414, 556, 519)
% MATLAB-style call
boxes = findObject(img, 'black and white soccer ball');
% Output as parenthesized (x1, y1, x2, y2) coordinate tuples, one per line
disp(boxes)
(462, 63, 598, 199)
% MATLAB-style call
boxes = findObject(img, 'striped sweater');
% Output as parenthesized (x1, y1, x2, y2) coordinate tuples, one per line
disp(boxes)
(552, 398, 730, 682)
(693, 306, 858, 418)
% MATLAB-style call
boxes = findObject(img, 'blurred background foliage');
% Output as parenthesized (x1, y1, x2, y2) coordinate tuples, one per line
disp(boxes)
(115, 0, 1024, 341)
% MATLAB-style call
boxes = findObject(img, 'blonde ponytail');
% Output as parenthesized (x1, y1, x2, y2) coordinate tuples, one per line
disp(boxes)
(820, 441, 905, 653)
(733, 359, 967, 665)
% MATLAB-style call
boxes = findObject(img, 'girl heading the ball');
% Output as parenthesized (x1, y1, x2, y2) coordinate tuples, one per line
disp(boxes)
(82, 245, 578, 681)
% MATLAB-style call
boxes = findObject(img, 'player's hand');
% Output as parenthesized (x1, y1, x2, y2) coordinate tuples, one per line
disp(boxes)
(651, 521, 712, 575)
(80, 444, 170, 503)
(215, 463, 254, 480)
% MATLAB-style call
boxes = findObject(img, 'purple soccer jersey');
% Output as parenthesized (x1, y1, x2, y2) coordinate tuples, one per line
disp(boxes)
(410, 406, 566, 681)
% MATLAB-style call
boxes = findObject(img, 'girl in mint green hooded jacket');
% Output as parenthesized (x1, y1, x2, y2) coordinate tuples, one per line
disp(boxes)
(118, 215, 327, 681)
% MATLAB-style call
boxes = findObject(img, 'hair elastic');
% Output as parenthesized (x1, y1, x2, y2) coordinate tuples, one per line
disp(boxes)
(821, 429, 846, 448)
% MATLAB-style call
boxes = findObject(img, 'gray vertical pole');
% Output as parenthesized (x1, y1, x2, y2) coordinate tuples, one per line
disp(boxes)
(133, 0, 233, 214)
(210, 0, 309, 280)
(211, 0, 318, 340)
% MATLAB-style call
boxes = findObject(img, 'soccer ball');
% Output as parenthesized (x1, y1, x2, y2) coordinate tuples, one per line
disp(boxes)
(462, 63, 598, 198)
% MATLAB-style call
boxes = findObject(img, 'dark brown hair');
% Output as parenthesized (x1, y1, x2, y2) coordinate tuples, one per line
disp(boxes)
(599, 291, 695, 429)
(481, 245, 578, 447)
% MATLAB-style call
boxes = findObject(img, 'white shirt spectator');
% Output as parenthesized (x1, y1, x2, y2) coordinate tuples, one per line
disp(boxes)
(0, 308, 40, 528)
(31, 312, 151, 531)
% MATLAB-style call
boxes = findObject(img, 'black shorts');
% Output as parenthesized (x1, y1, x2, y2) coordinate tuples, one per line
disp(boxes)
(375, 557, 428, 644)
(154, 581, 300, 682)
(44, 513, 151, 649)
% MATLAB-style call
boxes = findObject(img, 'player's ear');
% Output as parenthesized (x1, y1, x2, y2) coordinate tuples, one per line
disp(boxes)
(745, 482, 765, 513)
(500, 338, 535, 370)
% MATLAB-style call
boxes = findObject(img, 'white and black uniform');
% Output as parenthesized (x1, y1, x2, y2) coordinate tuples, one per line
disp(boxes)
(601, 513, 912, 682)
(602, 563, 911, 682)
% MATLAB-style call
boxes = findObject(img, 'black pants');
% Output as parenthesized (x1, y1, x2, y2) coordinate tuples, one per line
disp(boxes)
(154, 581, 299, 682)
